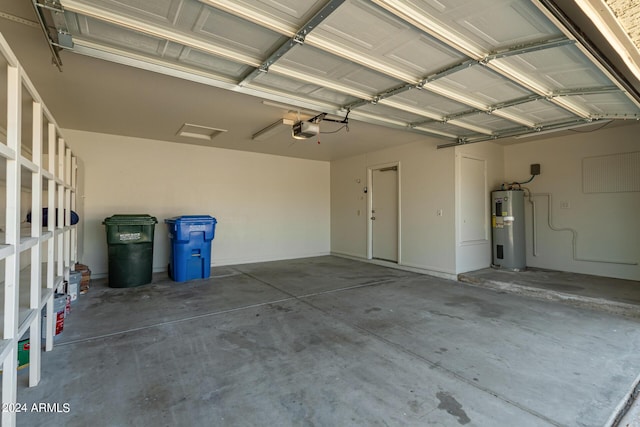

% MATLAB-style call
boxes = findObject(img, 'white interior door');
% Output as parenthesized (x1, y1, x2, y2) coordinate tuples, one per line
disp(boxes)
(460, 156, 487, 243)
(372, 166, 398, 262)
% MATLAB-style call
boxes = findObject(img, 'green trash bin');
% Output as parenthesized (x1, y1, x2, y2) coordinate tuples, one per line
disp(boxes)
(103, 214, 158, 288)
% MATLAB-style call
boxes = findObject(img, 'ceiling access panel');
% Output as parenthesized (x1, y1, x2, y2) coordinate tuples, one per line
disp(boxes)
(375, 0, 563, 55)
(274, 44, 404, 96)
(198, 0, 330, 35)
(307, 0, 467, 83)
(355, 102, 431, 124)
(499, 98, 578, 124)
(250, 72, 359, 106)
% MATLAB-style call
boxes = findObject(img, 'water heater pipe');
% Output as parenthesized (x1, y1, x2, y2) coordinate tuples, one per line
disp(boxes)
(527, 193, 637, 265)
(526, 191, 537, 257)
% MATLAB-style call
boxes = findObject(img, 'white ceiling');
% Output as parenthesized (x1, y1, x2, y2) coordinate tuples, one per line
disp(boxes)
(1, 0, 640, 161)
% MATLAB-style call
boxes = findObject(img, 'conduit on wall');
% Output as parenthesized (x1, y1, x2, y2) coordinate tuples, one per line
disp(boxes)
(527, 192, 637, 265)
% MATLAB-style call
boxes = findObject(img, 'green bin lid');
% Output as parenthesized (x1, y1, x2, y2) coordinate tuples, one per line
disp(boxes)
(103, 214, 158, 225)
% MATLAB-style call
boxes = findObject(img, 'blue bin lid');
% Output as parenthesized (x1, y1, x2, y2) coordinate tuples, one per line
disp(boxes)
(165, 215, 217, 224)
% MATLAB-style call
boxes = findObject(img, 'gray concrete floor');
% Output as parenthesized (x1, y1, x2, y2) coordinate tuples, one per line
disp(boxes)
(15, 256, 640, 426)
(459, 267, 640, 318)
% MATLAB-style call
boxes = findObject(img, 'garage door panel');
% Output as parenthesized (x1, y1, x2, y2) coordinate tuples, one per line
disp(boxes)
(455, 113, 518, 132)
(54, 0, 640, 143)
(390, 0, 561, 51)
(199, 0, 338, 34)
(392, 90, 471, 117)
(279, 45, 403, 94)
(178, 47, 253, 78)
(191, 7, 286, 58)
(311, 0, 465, 81)
(418, 121, 478, 137)
(88, 0, 184, 24)
(569, 93, 640, 117)
(502, 99, 577, 123)
(456, 1, 560, 48)
(356, 103, 429, 123)
(252, 73, 357, 106)
(430, 67, 532, 105)
(497, 45, 613, 90)
(384, 36, 466, 78)
(74, 15, 173, 56)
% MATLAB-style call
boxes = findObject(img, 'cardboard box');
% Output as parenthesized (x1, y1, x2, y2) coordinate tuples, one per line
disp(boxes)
(75, 263, 91, 294)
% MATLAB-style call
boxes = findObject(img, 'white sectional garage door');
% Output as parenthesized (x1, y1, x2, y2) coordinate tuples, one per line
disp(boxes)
(40, 0, 640, 145)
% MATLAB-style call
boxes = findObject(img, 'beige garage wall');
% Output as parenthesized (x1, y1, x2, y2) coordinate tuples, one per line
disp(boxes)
(331, 140, 457, 278)
(504, 124, 640, 281)
(64, 129, 330, 277)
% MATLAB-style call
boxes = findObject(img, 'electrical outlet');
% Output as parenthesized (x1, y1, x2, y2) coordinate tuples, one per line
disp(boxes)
(560, 201, 570, 209)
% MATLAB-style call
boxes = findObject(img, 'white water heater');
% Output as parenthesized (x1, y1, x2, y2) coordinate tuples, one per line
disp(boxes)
(491, 190, 526, 271)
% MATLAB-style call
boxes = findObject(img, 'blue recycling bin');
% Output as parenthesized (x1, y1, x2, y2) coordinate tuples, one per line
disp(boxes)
(165, 215, 217, 282)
